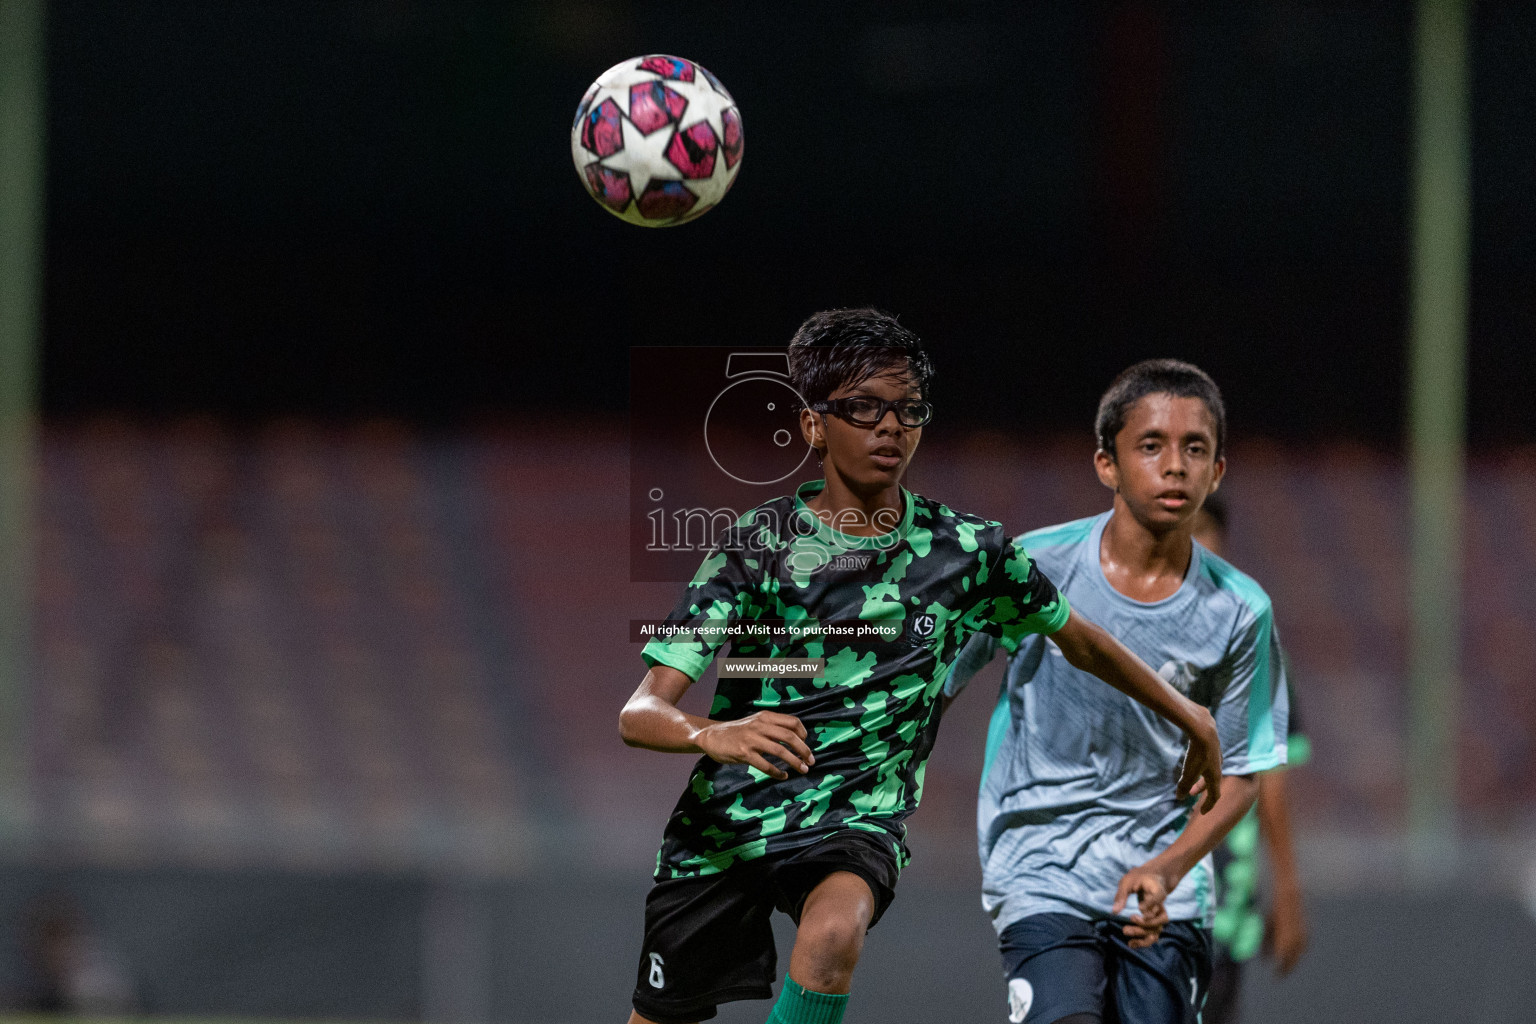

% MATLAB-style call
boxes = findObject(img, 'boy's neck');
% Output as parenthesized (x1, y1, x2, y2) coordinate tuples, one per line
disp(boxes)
(1099, 495, 1195, 601)
(804, 470, 904, 537)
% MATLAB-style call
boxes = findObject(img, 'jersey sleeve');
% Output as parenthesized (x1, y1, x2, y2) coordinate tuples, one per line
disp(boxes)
(641, 537, 759, 682)
(1215, 603, 1289, 775)
(1282, 657, 1311, 767)
(972, 534, 1071, 655)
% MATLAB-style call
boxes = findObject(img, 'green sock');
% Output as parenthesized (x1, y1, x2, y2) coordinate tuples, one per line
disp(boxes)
(765, 977, 848, 1024)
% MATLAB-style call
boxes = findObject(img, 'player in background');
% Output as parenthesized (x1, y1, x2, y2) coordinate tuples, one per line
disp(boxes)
(946, 360, 1289, 1024)
(1191, 496, 1311, 1024)
(619, 311, 1223, 1024)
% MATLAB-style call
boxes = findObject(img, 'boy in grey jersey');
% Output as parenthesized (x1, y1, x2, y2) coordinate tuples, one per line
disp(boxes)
(946, 360, 1288, 1024)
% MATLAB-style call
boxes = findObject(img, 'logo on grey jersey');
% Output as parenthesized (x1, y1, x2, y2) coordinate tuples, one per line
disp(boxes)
(1158, 660, 1199, 696)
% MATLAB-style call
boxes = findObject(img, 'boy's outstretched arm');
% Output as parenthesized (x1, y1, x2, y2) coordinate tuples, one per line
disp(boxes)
(1112, 773, 1260, 948)
(1048, 609, 1223, 811)
(619, 665, 816, 781)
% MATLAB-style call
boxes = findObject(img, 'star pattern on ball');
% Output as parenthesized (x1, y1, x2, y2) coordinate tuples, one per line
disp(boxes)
(572, 55, 742, 225)
(601, 109, 676, 199)
(693, 121, 737, 201)
(597, 75, 732, 202)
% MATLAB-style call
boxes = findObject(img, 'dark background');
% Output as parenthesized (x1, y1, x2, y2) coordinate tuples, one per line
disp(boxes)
(41, 1, 1536, 442)
(18, 5, 1536, 1022)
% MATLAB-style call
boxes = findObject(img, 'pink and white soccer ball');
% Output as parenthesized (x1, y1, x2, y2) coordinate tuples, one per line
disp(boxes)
(571, 55, 743, 227)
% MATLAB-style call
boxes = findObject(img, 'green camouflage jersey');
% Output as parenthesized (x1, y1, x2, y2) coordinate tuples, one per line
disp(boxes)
(641, 479, 1070, 881)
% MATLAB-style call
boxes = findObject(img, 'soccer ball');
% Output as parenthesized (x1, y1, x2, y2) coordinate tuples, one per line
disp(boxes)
(571, 55, 743, 227)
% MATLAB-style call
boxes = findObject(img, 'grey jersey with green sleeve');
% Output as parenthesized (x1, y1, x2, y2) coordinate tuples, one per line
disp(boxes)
(946, 512, 1289, 932)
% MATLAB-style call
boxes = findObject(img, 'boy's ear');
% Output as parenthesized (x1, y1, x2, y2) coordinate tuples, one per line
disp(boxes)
(800, 407, 823, 450)
(1093, 448, 1119, 493)
(1208, 456, 1226, 493)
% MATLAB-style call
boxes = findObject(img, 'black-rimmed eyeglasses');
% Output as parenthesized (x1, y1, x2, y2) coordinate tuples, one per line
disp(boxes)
(810, 397, 934, 428)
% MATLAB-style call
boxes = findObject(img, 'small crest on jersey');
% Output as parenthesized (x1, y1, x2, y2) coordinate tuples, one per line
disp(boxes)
(908, 612, 938, 640)
(1158, 660, 1199, 696)
(1008, 977, 1034, 1022)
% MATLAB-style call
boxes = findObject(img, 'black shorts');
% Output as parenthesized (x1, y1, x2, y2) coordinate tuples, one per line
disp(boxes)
(999, 913, 1212, 1024)
(630, 830, 900, 1024)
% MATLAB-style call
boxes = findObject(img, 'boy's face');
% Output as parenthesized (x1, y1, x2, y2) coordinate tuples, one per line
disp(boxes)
(800, 366, 923, 495)
(1094, 392, 1225, 533)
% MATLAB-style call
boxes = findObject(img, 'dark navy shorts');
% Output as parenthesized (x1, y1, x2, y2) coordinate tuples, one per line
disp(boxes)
(999, 912, 1212, 1024)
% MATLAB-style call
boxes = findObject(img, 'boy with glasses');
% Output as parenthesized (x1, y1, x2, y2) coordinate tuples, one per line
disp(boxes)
(620, 312, 1224, 1024)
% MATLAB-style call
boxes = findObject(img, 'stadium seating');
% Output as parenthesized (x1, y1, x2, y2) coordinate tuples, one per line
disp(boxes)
(29, 420, 1536, 873)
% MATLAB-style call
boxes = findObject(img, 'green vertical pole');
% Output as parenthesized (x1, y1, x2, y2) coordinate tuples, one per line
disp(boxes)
(0, 0, 44, 833)
(1406, 0, 1470, 879)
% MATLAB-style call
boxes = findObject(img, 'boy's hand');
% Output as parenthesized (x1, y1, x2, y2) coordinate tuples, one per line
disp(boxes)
(696, 712, 815, 780)
(1112, 863, 1172, 949)
(1265, 884, 1308, 975)
(1176, 709, 1222, 813)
